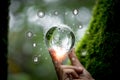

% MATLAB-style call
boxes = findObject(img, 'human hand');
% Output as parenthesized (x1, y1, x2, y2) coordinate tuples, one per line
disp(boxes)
(48, 48, 94, 80)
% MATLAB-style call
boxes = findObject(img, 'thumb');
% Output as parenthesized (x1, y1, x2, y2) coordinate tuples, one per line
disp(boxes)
(68, 48, 83, 67)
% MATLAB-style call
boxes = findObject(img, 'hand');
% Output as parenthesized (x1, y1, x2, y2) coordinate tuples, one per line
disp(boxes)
(48, 48, 94, 80)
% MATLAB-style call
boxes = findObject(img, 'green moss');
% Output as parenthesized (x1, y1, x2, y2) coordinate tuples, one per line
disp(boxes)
(75, 0, 118, 80)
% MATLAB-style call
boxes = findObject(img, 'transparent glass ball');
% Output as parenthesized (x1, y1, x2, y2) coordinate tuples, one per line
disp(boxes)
(45, 25, 75, 54)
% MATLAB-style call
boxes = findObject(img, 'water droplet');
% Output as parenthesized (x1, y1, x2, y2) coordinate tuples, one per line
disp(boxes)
(45, 25, 75, 55)
(34, 57, 38, 62)
(73, 9, 79, 15)
(78, 25, 82, 29)
(33, 43, 36, 47)
(37, 11, 45, 18)
(54, 11, 59, 15)
(26, 31, 33, 38)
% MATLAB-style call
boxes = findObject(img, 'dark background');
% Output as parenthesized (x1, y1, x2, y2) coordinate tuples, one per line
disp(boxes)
(0, 0, 9, 80)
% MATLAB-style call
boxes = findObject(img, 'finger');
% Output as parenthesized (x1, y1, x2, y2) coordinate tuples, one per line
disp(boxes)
(68, 48, 83, 67)
(48, 48, 63, 80)
(48, 48, 61, 70)
(60, 65, 83, 74)
(63, 68, 79, 79)
(48, 48, 58, 61)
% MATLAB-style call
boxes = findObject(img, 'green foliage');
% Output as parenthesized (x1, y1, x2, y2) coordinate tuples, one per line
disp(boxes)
(76, 0, 116, 80)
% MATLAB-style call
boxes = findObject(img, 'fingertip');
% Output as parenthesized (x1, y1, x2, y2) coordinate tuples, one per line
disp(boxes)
(76, 67, 83, 74)
(68, 48, 76, 57)
(48, 48, 55, 54)
(70, 48, 75, 53)
(68, 48, 79, 66)
(48, 48, 52, 52)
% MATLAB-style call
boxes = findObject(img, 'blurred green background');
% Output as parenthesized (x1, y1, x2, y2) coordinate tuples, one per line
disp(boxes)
(8, 0, 95, 80)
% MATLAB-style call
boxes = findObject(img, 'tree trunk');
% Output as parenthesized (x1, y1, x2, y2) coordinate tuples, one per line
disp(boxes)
(76, 0, 120, 80)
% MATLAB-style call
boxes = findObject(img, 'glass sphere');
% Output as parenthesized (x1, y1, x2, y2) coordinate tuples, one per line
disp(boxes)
(45, 25, 75, 54)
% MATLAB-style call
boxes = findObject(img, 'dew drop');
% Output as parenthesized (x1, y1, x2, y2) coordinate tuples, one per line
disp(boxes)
(73, 9, 79, 15)
(78, 25, 82, 29)
(33, 43, 36, 47)
(26, 31, 33, 38)
(37, 11, 45, 18)
(54, 11, 59, 15)
(34, 57, 38, 62)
